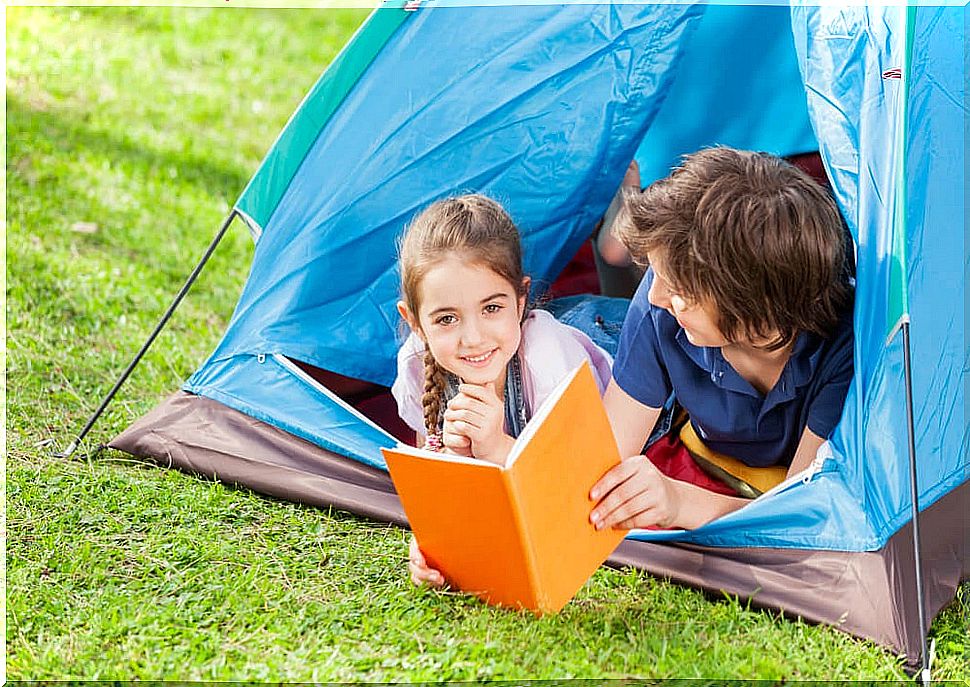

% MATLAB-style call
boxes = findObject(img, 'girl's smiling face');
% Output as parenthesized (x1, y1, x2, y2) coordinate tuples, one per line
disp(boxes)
(399, 254, 528, 391)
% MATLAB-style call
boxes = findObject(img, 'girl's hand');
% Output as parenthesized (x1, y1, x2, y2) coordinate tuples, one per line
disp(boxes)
(443, 382, 514, 465)
(408, 535, 445, 588)
(589, 455, 682, 530)
(440, 425, 473, 457)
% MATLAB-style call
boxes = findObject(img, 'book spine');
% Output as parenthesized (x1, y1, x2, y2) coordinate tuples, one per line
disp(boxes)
(502, 469, 543, 611)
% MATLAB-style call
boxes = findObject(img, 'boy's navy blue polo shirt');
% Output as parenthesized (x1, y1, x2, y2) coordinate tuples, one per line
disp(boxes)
(613, 270, 854, 467)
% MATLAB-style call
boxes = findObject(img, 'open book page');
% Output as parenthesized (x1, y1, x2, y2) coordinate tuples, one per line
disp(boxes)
(507, 362, 625, 610)
(383, 362, 623, 612)
(505, 363, 582, 468)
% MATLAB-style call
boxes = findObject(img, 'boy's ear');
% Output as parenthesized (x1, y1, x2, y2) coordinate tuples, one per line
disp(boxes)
(397, 301, 425, 342)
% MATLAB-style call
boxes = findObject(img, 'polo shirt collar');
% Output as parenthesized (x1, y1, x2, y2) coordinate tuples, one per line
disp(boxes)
(676, 328, 757, 397)
(676, 327, 825, 408)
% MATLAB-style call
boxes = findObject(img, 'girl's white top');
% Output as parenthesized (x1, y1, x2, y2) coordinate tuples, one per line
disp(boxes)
(391, 309, 614, 434)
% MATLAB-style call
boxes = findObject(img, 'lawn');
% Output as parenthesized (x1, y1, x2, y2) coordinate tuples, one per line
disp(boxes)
(6, 6, 969, 681)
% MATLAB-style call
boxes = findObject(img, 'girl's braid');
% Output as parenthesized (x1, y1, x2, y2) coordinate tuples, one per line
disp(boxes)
(421, 347, 448, 437)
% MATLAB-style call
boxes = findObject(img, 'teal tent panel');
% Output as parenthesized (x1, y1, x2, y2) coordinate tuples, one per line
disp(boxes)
(235, 7, 410, 232)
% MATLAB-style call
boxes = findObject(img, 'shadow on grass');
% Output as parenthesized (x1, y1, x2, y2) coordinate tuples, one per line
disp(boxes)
(7, 94, 252, 204)
(7, 92, 256, 292)
(6, 94, 256, 341)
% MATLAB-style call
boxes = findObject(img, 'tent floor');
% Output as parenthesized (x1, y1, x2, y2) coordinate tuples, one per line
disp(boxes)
(111, 391, 969, 666)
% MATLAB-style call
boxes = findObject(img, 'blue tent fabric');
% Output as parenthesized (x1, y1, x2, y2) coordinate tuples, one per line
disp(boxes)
(188, 353, 395, 470)
(184, 4, 968, 554)
(791, 4, 968, 546)
(191, 3, 703, 386)
(188, 2, 704, 462)
(632, 4, 817, 188)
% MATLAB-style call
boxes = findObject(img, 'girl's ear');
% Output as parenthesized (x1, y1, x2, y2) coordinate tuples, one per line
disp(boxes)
(397, 301, 425, 342)
(518, 276, 531, 317)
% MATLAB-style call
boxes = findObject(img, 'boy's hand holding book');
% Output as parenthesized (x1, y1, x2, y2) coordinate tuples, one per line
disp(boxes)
(590, 454, 681, 530)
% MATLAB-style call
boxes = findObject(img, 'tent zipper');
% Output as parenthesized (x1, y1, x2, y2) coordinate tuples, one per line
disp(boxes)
(801, 453, 828, 485)
(755, 442, 833, 499)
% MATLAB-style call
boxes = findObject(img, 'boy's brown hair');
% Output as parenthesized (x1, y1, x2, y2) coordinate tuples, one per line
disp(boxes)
(615, 146, 852, 350)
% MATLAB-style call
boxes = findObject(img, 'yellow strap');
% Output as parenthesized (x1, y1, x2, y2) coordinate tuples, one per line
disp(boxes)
(679, 422, 788, 494)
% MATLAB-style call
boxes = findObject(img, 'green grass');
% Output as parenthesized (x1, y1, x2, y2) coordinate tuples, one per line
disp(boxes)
(6, 6, 969, 681)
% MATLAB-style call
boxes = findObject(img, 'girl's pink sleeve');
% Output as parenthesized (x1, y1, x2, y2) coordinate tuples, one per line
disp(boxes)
(390, 333, 428, 435)
(518, 310, 614, 415)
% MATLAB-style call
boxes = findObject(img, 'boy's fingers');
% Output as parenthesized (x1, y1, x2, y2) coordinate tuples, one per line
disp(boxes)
(590, 479, 647, 528)
(599, 493, 654, 530)
(613, 508, 657, 531)
(589, 455, 641, 501)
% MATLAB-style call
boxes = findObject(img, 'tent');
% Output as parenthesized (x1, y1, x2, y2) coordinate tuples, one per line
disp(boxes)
(99, 1, 967, 670)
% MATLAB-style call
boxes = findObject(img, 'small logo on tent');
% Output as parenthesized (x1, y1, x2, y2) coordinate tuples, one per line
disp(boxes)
(404, 0, 421, 11)
(882, 68, 902, 79)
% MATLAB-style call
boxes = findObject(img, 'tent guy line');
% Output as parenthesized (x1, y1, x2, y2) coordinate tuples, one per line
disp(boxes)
(57, 209, 239, 460)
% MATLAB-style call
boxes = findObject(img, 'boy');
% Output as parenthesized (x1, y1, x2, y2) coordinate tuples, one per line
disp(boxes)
(590, 147, 854, 531)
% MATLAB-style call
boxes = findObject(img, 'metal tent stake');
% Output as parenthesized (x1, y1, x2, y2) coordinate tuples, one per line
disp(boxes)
(902, 321, 931, 683)
(57, 210, 238, 459)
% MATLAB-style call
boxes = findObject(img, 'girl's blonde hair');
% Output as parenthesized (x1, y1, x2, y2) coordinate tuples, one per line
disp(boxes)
(398, 194, 526, 437)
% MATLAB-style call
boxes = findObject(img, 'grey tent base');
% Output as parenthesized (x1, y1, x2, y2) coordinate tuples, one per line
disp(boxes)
(111, 391, 969, 666)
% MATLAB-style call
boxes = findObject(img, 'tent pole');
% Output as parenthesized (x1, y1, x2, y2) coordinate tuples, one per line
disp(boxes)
(902, 320, 930, 681)
(56, 209, 239, 459)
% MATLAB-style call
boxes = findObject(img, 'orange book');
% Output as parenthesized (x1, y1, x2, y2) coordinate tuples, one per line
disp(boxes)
(381, 361, 625, 614)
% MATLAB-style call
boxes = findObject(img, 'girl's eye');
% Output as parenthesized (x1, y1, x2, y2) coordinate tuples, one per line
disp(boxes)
(483, 303, 503, 314)
(435, 314, 457, 326)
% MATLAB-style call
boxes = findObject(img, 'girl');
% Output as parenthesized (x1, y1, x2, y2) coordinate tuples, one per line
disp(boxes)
(391, 194, 613, 585)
